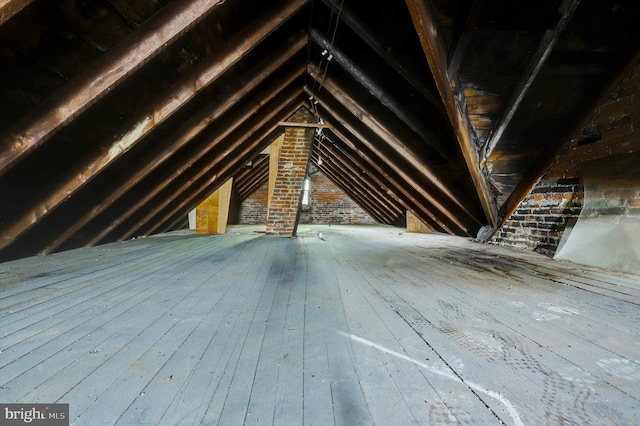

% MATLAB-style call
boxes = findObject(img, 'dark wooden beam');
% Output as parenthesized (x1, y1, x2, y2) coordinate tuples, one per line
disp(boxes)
(446, 0, 486, 79)
(496, 49, 640, 237)
(309, 28, 452, 162)
(87, 85, 302, 246)
(314, 137, 404, 217)
(41, 35, 306, 254)
(312, 150, 390, 223)
(311, 152, 393, 224)
(234, 154, 269, 185)
(0, 0, 307, 253)
(323, 134, 408, 217)
(0, 0, 229, 175)
(159, 128, 285, 233)
(311, 99, 449, 233)
(318, 129, 410, 218)
(306, 69, 482, 234)
(405, 0, 498, 227)
(483, 0, 582, 159)
(235, 159, 270, 201)
(319, 0, 445, 115)
(236, 172, 269, 202)
(119, 94, 304, 241)
(156, 104, 303, 235)
(0, 0, 34, 25)
(312, 157, 390, 224)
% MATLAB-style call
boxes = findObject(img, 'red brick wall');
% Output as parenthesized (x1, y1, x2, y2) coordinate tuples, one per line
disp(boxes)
(239, 169, 377, 225)
(266, 108, 315, 235)
(238, 182, 268, 224)
(491, 57, 640, 255)
(299, 168, 376, 225)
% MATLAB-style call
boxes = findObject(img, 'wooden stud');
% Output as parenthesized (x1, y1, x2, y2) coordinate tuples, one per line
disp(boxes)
(267, 135, 284, 217)
(406, 210, 433, 233)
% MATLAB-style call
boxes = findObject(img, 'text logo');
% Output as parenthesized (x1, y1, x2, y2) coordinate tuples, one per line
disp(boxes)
(1, 404, 68, 425)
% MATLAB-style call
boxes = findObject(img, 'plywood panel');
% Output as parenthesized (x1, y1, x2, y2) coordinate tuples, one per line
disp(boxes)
(195, 178, 233, 235)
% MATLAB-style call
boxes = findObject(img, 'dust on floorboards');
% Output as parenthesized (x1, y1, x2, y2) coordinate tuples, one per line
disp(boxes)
(1, 224, 638, 425)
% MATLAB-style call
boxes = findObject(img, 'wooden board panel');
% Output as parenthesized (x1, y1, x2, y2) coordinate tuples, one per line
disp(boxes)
(1, 225, 638, 425)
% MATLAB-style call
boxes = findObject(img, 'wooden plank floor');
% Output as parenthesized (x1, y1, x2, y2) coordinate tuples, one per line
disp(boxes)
(1, 225, 639, 425)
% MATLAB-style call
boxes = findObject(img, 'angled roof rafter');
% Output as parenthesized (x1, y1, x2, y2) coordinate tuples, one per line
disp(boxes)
(482, 0, 582, 160)
(318, 129, 412, 218)
(121, 91, 304, 240)
(312, 136, 404, 219)
(305, 75, 480, 236)
(308, 28, 452, 162)
(0, 0, 308, 253)
(315, 107, 450, 233)
(0, 0, 228, 175)
(311, 156, 393, 224)
(318, 0, 444, 113)
(85, 85, 303, 246)
(405, 0, 498, 227)
(42, 32, 308, 255)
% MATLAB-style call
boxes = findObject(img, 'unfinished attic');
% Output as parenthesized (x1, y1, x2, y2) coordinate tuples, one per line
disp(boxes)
(1, 0, 639, 424)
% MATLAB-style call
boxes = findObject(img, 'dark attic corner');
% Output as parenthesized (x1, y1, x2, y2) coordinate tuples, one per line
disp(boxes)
(1, 1, 640, 424)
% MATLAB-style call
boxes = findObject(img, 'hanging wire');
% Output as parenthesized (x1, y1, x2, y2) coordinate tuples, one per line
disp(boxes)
(309, 0, 344, 116)
(313, 0, 343, 98)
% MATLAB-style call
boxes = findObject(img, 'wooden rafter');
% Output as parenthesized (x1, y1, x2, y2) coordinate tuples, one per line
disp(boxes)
(117, 91, 304, 241)
(312, 157, 391, 224)
(160, 129, 285, 233)
(314, 137, 404, 217)
(497, 48, 640, 232)
(312, 101, 449, 233)
(87, 83, 303, 246)
(0, 0, 34, 25)
(309, 28, 452, 161)
(153, 100, 304, 235)
(317, 129, 413, 220)
(483, 0, 582, 160)
(405, 0, 498, 227)
(0, 0, 228, 175)
(0, 0, 306, 252)
(319, 0, 444, 114)
(41, 34, 307, 254)
(313, 155, 395, 224)
(307, 67, 483, 234)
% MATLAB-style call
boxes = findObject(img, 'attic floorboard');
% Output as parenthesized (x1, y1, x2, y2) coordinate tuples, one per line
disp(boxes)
(1, 225, 639, 425)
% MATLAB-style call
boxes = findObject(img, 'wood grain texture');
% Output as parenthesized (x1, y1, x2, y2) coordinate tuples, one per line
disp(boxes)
(1, 225, 638, 425)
